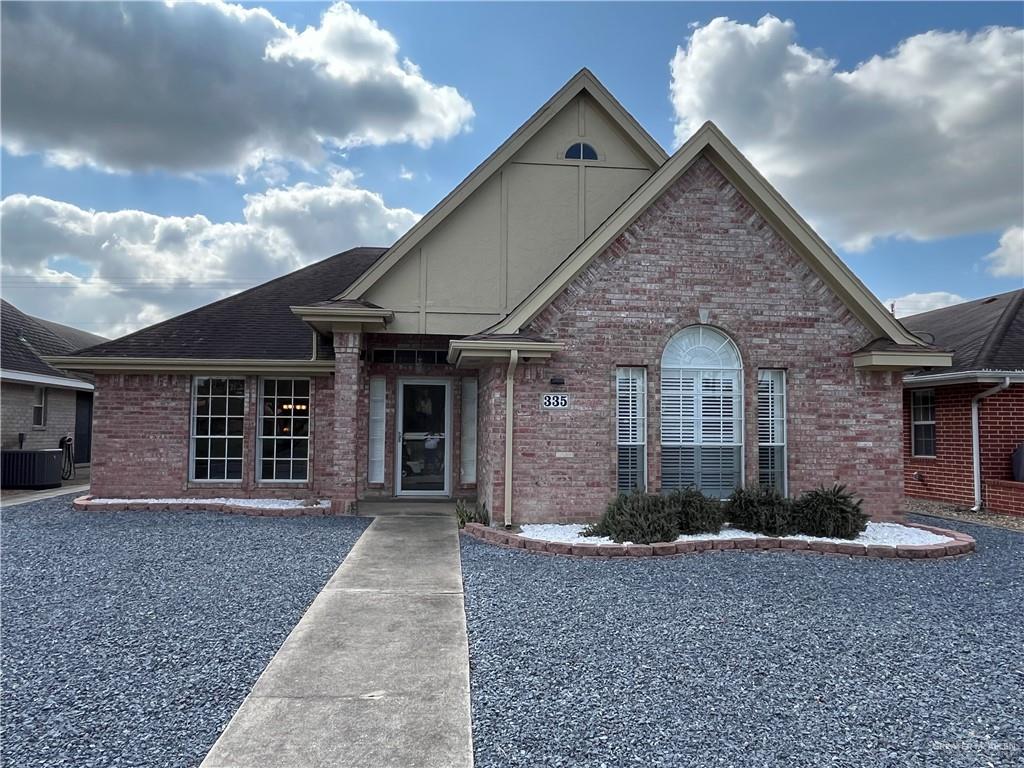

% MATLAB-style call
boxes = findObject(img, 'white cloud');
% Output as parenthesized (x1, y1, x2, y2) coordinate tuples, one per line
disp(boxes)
(0, 1, 474, 175)
(398, 165, 416, 181)
(985, 226, 1024, 278)
(885, 291, 968, 318)
(0, 176, 419, 337)
(670, 17, 1023, 252)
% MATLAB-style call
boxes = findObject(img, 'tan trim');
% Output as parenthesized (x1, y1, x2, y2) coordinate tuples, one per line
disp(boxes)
(447, 338, 563, 367)
(339, 69, 667, 302)
(290, 305, 393, 322)
(851, 350, 954, 370)
(42, 356, 336, 375)
(503, 350, 518, 528)
(493, 121, 931, 351)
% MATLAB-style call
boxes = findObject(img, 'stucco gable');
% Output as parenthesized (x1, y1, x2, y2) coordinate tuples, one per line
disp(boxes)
(345, 70, 666, 335)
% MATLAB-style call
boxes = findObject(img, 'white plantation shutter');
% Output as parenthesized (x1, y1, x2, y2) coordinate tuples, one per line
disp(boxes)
(616, 368, 646, 492)
(460, 378, 478, 484)
(660, 326, 743, 497)
(368, 377, 386, 484)
(757, 369, 787, 492)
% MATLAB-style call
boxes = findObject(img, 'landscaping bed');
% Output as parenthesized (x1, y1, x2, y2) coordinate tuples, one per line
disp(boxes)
(73, 494, 336, 516)
(461, 517, 1024, 767)
(1, 494, 370, 768)
(462, 520, 975, 559)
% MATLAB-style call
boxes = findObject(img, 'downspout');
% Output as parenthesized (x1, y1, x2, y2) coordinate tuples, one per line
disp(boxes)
(503, 350, 519, 529)
(971, 377, 1010, 511)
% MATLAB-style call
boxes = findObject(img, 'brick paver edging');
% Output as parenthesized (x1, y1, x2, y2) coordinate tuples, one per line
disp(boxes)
(72, 495, 339, 517)
(460, 522, 975, 560)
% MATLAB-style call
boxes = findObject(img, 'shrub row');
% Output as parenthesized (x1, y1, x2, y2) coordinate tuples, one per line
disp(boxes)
(582, 484, 867, 545)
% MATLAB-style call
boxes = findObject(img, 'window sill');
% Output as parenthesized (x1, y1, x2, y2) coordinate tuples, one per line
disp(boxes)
(909, 455, 937, 461)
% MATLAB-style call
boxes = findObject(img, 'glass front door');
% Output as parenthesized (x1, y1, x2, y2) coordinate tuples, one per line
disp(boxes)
(396, 380, 449, 495)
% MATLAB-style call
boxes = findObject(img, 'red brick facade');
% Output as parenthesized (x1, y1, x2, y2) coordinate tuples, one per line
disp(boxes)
(89, 158, 920, 521)
(477, 157, 903, 523)
(903, 383, 1024, 515)
(91, 372, 338, 501)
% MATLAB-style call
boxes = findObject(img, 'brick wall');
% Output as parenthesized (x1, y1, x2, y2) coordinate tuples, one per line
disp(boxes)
(478, 156, 904, 524)
(904, 383, 1024, 514)
(1, 382, 77, 453)
(90, 373, 338, 501)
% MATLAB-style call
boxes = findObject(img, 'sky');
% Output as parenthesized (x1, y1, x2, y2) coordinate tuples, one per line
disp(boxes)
(1, 1, 1022, 338)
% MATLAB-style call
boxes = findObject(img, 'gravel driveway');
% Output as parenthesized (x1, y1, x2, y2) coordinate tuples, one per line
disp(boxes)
(1, 495, 370, 768)
(461, 517, 1024, 767)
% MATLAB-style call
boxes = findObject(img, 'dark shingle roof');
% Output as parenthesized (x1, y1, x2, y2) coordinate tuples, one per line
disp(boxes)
(29, 315, 107, 351)
(1, 300, 85, 380)
(68, 247, 387, 360)
(902, 289, 1024, 374)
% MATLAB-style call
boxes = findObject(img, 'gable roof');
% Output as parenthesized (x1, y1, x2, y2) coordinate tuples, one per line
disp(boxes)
(29, 314, 107, 351)
(486, 121, 934, 354)
(902, 289, 1024, 375)
(1, 299, 93, 384)
(59, 247, 386, 363)
(338, 68, 668, 302)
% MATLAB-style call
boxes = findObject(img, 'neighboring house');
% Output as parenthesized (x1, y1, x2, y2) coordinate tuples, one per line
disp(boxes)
(1, 300, 107, 464)
(49, 70, 950, 523)
(902, 290, 1024, 515)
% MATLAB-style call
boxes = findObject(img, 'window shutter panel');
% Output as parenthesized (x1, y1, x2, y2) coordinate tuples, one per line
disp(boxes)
(460, 378, 478, 484)
(616, 368, 646, 492)
(368, 377, 386, 484)
(757, 369, 786, 492)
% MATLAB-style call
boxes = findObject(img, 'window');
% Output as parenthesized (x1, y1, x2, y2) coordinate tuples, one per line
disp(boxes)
(461, 378, 478, 484)
(660, 326, 743, 498)
(616, 367, 647, 492)
(32, 387, 47, 427)
(911, 389, 936, 457)
(371, 348, 448, 365)
(191, 377, 245, 481)
(565, 142, 598, 161)
(368, 377, 386, 484)
(258, 379, 310, 481)
(758, 370, 787, 493)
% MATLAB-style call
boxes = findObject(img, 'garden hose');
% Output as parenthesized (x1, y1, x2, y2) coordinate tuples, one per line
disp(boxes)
(60, 435, 76, 481)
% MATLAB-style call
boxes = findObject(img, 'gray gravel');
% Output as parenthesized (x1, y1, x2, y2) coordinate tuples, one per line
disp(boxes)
(1, 495, 370, 768)
(461, 516, 1024, 767)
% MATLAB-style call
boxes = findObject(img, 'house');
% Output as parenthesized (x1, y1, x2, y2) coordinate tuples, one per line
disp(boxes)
(1, 299, 106, 465)
(901, 290, 1024, 516)
(48, 70, 951, 524)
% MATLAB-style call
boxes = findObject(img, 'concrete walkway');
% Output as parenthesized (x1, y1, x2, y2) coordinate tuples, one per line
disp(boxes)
(201, 511, 473, 768)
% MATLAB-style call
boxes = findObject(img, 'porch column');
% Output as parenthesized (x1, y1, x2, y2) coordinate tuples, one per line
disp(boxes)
(332, 329, 362, 511)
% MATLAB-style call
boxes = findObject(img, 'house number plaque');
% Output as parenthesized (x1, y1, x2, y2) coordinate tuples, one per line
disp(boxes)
(541, 393, 570, 409)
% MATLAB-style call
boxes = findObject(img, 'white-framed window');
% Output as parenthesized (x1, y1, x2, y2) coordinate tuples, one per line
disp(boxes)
(616, 367, 647, 492)
(258, 379, 310, 482)
(191, 377, 245, 481)
(368, 377, 386, 484)
(460, 378, 478, 484)
(757, 369, 787, 493)
(32, 386, 47, 427)
(911, 389, 936, 457)
(660, 326, 743, 498)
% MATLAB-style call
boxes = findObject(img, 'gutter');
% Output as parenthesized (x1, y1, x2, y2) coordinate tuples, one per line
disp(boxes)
(0, 368, 94, 391)
(904, 370, 1024, 387)
(971, 377, 1011, 511)
(503, 350, 518, 529)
